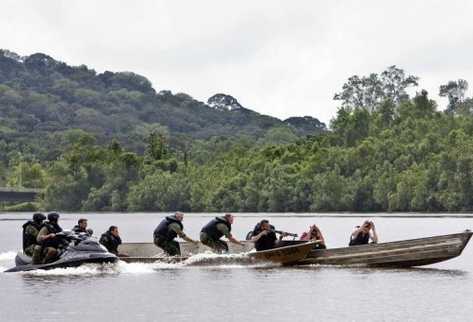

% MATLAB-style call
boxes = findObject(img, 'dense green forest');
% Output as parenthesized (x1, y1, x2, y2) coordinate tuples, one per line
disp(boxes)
(2, 50, 473, 212)
(0, 49, 325, 164)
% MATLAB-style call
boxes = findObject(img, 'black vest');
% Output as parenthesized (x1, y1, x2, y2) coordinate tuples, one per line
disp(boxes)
(40, 221, 63, 248)
(154, 216, 184, 241)
(349, 231, 370, 246)
(22, 221, 42, 251)
(100, 231, 122, 254)
(253, 224, 277, 251)
(201, 217, 231, 240)
(72, 225, 85, 234)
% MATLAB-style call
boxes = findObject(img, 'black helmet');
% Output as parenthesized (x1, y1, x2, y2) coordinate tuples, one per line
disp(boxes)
(47, 212, 60, 222)
(33, 213, 46, 222)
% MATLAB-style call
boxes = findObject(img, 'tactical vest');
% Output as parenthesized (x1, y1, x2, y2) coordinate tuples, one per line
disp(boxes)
(153, 216, 184, 241)
(349, 231, 370, 246)
(201, 217, 231, 240)
(22, 221, 41, 251)
(40, 221, 63, 248)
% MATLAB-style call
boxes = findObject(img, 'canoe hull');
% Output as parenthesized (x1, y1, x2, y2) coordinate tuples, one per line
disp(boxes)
(249, 241, 316, 265)
(118, 231, 472, 268)
(119, 242, 315, 266)
(299, 231, 472, 267)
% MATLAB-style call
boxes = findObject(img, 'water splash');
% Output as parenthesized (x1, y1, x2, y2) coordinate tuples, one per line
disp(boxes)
(0, 250, 277, 275)
(183, 251, 252, 266)
(0, 251, 16, 272)
(0, 251, 16, 262)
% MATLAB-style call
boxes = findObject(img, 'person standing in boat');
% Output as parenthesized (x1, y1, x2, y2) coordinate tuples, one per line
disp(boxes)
(200, 214, 244, 253)
(22, 213, 46, 257)
(300, 224, 326, 249)
(153, 212, 198, 256)
(349, 220, 378, 246)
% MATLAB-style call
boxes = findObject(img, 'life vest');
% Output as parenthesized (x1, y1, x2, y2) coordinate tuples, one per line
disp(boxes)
(153, 216, 184, 241)
(253, 224, 277, 251)
(22, 220, 42, 252)
(349, 231, 370, 246)
(201, 217, 231, 240)
(40, 221, 63, 248)
(72, 225, 85, 234)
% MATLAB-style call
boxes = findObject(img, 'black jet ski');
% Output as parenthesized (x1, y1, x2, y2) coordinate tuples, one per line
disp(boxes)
(5, 231, 118, 272)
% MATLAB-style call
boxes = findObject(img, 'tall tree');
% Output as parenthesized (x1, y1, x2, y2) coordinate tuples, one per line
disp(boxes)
(334, 66, 418, 111)
(439, 79, 468, 113)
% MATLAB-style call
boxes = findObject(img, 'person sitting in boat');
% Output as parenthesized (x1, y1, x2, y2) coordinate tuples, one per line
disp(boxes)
(250, 219, 287, 251)
(153, 212, 198, 256)
(33, 212, 63, 264)
(22, 213, 46, 257)
(100, 226, 128, 257)
(349, 220, 378, 246)
(200, 214, 244, 253)
(72, 218, 93, 236)
(300, 224, 326, 249)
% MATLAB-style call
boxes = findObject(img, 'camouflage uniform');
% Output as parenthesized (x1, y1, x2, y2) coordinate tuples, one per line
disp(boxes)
(33, 224, 62, 264)
(23, 224, 40, 256)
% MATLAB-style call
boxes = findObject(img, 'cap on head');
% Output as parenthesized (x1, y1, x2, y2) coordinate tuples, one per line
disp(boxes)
(47, 212, 60, 222)
(33, 213, 46, 222)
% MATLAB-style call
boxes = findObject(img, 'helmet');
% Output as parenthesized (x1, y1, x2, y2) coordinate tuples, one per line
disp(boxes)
(33, 213, 46, 222)
(47, 212, 60, 222)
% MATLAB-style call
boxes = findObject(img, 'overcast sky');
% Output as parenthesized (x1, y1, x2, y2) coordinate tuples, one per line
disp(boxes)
(2, 0, 473, 124)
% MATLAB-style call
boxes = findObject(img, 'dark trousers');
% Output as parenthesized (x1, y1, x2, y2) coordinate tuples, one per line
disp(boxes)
(154, 238, 181, 256)
(200, 232, 229, 253)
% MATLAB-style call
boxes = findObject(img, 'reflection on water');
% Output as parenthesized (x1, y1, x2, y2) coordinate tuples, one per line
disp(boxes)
(1, 213, 473, 322)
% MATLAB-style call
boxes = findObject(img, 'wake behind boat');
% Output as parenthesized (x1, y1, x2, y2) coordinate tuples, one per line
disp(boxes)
(118, 231, 472, 268)
(5, 231, 118, 273)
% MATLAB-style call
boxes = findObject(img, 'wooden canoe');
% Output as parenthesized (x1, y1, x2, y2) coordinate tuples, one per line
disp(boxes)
(297, 230, 473, 267)
(118, 231, 471, 268)
(118, 241, 316, 266)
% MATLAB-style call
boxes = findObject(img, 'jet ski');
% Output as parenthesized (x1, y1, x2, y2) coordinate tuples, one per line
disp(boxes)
(5, 231, 118, 272)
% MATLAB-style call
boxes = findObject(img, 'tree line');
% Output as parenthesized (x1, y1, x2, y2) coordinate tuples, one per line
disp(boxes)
(3, 65, 473, 212)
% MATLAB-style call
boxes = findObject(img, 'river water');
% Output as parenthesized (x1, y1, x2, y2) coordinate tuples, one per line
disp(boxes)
(0, 213, 472, 322)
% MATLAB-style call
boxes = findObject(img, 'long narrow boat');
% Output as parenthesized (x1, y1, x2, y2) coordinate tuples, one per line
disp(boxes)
(299, 230, 472, 267)
(119, 241, 316, 266)
(118, 231, 472, 268)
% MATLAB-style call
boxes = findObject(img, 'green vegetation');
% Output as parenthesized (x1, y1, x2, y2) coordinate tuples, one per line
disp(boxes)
(0, 49, 325, 165)
(2, 51, 473, 212)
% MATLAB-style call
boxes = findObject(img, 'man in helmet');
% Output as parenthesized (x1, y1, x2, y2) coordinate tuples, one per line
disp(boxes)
(153, 212, 198, 256)
(33, 212, 63, 264)
(22, 213, 46, 256)
(200, 213, 244, 253)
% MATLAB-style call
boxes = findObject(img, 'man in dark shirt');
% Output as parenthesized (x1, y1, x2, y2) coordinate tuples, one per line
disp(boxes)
(100, 226, 127, 256)
(153, 212, 198, 256)
(72, 218, 93, 236)
(200, 214, 244, 253)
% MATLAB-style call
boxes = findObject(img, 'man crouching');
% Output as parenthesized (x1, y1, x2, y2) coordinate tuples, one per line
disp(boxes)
(153, 212, 198, 256)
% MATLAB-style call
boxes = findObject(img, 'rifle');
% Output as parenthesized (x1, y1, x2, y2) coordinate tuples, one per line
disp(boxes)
(273, 230, 298, 239)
